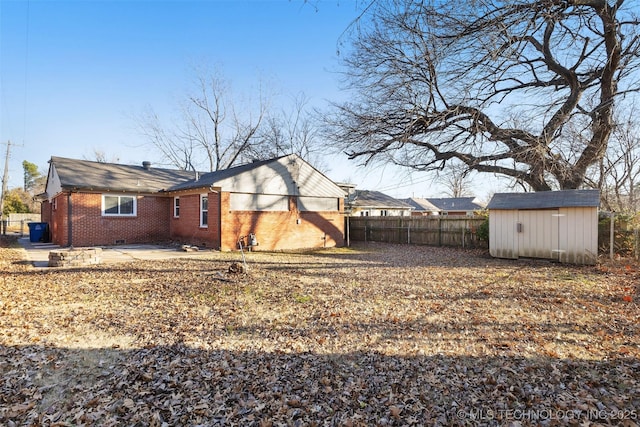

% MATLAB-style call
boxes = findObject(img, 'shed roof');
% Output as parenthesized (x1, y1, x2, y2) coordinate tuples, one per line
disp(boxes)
(486, 189, 600, 210)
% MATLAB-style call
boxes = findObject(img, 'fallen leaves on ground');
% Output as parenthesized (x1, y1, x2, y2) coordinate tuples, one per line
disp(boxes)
(1, 237, 639, 426)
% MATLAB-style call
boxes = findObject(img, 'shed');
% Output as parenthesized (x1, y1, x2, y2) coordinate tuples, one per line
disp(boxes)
(486, 190, 600, 265)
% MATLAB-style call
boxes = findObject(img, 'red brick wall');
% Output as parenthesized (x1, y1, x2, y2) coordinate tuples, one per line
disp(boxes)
(41, 201, 51, 224)
(169, 192, 220, 248)
(43, 190, 343, 251)
(46, 194, 70, 246)
(70, 193, 171, 247)
(219, 193, 345, 251)
(45, 192, 171, 247)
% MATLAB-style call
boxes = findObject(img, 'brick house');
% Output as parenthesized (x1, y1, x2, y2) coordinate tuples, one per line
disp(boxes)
(40, 155, 346, 251)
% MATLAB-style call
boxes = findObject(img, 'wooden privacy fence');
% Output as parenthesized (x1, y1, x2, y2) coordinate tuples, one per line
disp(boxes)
(347, 216, 488, 248)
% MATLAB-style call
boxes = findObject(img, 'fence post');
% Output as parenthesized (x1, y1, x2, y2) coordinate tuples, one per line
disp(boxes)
(345, 216, 350, 247)
(407, 223, 411, 244)
(610, 212, 615, 260)
(462, 225, 465, 249)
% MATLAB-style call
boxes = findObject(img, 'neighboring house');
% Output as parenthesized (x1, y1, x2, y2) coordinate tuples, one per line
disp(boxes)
(486, 189, 600, 265)
(401, 197, 485, 216)
(346, 190, 413, 217)
(401, 198, 441, 216)
(40, 154, 346, 251)
(425, 197, 486, 216)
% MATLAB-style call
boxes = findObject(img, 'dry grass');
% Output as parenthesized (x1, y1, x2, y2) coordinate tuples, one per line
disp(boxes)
(1, 236, 639, 426)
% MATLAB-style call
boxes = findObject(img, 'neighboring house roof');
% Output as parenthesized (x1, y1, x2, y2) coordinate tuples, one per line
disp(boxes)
(335, 182, 357, 196)
(349, 190, 413, 210)
(46, 156, 196, 194)
(45, 154, 345, 198)
(486, 189, 600, 210)
(427, 197, 486, 212)
(401, 197, 441, 213)
(171, 154, 345, 198)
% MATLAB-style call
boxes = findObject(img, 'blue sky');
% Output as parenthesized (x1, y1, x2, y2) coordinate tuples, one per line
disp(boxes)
(1, 0, 490, 199)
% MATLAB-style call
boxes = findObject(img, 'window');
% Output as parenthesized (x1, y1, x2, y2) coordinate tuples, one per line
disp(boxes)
(200, 194, 208, 227)
(173, 197, 180, 217)
(102, 195, 136, 216)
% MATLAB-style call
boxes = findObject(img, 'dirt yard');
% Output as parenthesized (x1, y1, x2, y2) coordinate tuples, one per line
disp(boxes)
(1, 236, 638, 426)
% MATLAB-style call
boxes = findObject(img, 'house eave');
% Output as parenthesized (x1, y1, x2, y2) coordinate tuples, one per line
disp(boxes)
(59, 185, 167, 195)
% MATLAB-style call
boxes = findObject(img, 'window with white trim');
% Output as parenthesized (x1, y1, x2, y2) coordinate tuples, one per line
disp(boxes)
(102, 195, 136, 216)
(173, 197, 180, 217)
(200, 194, 208, 227)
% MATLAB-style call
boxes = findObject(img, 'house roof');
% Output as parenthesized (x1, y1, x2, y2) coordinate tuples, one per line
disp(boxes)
(170, 154, 346, 198)
(46, 154, 345, 198)
(349, 190, 413, 209)
(486, 189, 600, 210)
(426, 197, 486, 211)
(401, 197, 441, 212)
(170, 157, 277, 191)
(48, 156, 196, 193)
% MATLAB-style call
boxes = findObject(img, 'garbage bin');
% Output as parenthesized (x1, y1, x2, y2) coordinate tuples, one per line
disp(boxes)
(28, 222, 47, 243)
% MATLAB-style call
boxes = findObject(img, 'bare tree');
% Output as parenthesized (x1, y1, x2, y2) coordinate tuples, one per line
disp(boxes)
(136, 66, 269, 172)
(438, 163, 475, 198)
(586, 101, 640, 212)
(255, 93, 328, 171)
(136, 108, 198, 171)
(86, 150, 120, 164)
(326, 0, 640, 191)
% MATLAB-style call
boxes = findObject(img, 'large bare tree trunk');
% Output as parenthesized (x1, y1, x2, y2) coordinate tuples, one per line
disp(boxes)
(327, 0, 640, 191)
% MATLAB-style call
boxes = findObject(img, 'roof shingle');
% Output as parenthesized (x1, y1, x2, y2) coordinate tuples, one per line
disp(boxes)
(50, 156, 196, 193)
(487, 189, 600, 210)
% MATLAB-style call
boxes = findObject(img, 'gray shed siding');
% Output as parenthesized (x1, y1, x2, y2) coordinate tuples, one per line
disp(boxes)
(557, 206, 599, 264)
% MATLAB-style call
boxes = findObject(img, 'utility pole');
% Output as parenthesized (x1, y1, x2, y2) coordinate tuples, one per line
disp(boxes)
(1, 140, 11, 221)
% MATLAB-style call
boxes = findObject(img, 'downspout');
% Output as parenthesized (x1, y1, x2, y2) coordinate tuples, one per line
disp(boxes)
(67, 191, 73, 247)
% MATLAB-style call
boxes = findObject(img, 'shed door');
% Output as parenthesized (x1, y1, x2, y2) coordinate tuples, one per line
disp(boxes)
(517, 210, 560, 260)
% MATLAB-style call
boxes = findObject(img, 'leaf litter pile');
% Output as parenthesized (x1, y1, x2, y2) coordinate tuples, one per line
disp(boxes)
(1, 236, 639, 426)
